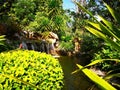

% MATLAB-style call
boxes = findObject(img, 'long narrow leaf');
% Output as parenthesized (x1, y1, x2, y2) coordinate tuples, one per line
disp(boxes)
(111, 83, 120, 88)
(84, 59, 120, 68)
(104, 2, 120, 25)
(105, 36, 120, 51)
(85, 26, 120, 51)
(107, 68, 120, 75)
(85, 26, 108, 39)
(75, 1, 120, 42)
(104, 73, 120, 80)
(0, 35, 5, 46)
(0, 39, 5, 41)
(86, 21, 101, 31)
(0, 35, 5, 38)
(0, 35, 5, 40)
(104, 72, 120, 88)
(98, 15, 120, 39)
(74, 1, 96, 20)
(88, 20, 120, 42)
(86, 20, 111, 36)
(76, 64, 116, 90)
(86, 20, 118, 40)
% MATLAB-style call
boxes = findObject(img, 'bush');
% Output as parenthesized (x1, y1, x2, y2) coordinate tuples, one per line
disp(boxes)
(0, 50, 64, 90)
(93, 43, 120, 71)
(58, 41, 74, 51)
(81, 32, 102, 54)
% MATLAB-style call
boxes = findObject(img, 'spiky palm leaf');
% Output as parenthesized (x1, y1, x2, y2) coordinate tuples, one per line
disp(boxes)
(73, 1, 120, 89)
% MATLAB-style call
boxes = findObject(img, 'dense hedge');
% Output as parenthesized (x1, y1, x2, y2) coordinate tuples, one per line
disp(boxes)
(0, 50, 64, 90)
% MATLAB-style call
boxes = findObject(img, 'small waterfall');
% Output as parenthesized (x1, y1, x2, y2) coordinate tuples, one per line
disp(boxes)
(31, 44, 35, 50)
(6, 31, 59, 55)
(20, 40, 49, 53)
(21, 41, 28, 49)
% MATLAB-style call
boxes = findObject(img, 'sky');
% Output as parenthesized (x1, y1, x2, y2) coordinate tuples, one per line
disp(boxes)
(63, 0, 76, 11)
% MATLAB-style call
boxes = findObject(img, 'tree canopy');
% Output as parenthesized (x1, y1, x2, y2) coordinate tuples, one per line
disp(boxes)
(6, 0, 68, 33)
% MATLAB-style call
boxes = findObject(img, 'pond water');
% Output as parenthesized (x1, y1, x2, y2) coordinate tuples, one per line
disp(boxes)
(58, 56, 99, 90)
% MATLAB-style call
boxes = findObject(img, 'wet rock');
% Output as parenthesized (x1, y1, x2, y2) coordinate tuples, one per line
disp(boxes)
(90, 68, 106, 77)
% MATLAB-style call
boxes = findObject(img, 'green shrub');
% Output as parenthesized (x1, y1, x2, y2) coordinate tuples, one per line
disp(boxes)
(81, 32, 101, 54)
(58, 41, 74, 51)
(0, 50, 64, 90)
(93, 43, 120, 70)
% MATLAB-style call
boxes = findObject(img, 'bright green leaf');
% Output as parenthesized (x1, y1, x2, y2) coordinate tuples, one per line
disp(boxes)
(104, 2, 120, 25)
(76, 64, 116, 90)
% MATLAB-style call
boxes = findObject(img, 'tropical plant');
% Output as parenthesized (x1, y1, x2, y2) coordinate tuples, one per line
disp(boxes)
(75, 1, 120, 51)
(9, 0, 67, 34)
(58, 41, 74, 52)
(93, 43, 120, 71)
(0, 50, 64, 89)
(84, 59, 120, 89)
(73, 0, 120, 89)
(73, 64, 116, 90)
(58, 32, 74, 52)
(9, 0, 36, 27)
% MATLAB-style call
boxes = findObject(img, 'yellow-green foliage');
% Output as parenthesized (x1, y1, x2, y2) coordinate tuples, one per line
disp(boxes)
(74, 64, 116, 90)
(0, 50, 64, 90)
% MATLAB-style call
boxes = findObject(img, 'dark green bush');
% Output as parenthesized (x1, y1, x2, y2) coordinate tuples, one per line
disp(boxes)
(80, 32, 103, 55)
(58, 41, 74, 51)
(0, 50, 64, 90)
(93, 43, 120, 71)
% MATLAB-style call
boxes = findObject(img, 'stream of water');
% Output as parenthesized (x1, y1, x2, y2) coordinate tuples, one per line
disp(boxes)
(58, 56, 99, 90)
